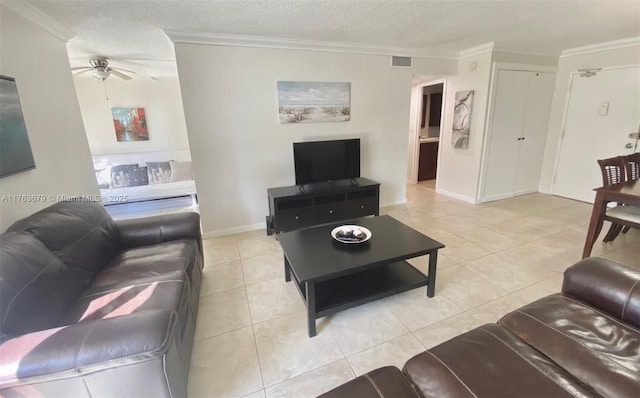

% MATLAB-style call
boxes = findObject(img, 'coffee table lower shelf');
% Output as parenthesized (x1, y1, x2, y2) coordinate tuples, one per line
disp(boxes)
(286, 260, 430, 337)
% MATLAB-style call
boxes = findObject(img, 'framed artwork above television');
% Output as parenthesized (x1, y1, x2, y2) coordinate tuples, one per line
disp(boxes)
(277, 81, 350, 124)
(0, 75, 36, 178)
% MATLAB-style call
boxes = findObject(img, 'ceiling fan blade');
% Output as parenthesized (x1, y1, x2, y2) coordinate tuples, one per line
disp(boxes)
(71, 66, 92, 71)
(112, 67, 137, 75)
(73, 69, 94, 76)
(109, 69, 133, 80)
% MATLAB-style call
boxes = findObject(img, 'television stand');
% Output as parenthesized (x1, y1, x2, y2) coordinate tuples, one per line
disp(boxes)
(266, 177, 380, 235)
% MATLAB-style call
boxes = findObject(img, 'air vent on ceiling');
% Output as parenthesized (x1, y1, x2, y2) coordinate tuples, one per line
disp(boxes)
(391, 56, 412, 68)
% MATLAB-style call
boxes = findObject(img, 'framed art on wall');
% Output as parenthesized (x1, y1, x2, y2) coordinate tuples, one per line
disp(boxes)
(452, 90, 474, 149)
(277, 81, 350, 124)
(112, 107, 149, 141)
(0, 75, 36, 177)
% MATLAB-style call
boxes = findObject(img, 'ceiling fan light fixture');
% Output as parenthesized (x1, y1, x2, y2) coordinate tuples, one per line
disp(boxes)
(73, 57, 136, 81)
(93, 69, 111, 80)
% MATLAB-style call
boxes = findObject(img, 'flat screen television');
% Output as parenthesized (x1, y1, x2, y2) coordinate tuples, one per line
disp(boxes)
(293, 138, 360, 185)
(0, 75, 36, 177)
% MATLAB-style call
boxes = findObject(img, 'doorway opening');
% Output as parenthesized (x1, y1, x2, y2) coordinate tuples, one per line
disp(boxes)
(407, 76, 446, 190)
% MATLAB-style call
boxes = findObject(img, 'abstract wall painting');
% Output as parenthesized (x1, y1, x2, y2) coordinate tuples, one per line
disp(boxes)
(0, 75, 36, 177)
(452, 90, 474, 149)
(112, 107, 148, 142)
(277, 81, 350, 123)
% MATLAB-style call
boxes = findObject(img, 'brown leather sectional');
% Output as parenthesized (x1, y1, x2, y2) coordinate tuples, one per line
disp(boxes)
(0, 201, 203, 397)
(321, 257, 640, 397)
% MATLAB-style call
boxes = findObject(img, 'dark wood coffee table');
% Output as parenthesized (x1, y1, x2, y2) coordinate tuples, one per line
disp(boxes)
(277, 215, 444, 337)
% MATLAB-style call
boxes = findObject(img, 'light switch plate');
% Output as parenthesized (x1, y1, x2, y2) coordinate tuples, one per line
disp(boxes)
(599, 101, 609, 116)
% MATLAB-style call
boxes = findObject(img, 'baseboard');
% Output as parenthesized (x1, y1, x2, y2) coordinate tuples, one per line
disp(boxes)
(380, 199, 407, 208)
(513, 189, 537, 197)
(482, 193, 513, 203)
(436, 189, 478, 204)
(202, 222, 265, 239)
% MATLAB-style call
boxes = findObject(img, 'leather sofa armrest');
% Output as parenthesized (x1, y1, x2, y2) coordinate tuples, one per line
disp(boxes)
(562, 257, 640, 328)
(115, 212, 202, 262)
(0, 310, 176, 387)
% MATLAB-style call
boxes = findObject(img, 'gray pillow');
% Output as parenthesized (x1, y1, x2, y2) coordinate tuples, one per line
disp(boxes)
(147, 161, 171, 184)
(125, 166, 148, 187)
(110, 164, 138, 188)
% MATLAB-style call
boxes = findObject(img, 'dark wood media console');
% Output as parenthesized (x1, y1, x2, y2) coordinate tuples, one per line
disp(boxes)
(266, 177, 380, 235)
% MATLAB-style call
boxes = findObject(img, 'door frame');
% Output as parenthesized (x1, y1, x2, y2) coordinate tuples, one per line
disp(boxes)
(477, 62, 558, 203)
(550, 64, 639, 196)
(408, 78, 447, 185)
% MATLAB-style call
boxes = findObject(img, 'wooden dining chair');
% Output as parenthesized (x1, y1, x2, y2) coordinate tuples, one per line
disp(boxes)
(597, 156, 627, 242)
(615, 152, 640, 236)
(625, 152, 640, 181)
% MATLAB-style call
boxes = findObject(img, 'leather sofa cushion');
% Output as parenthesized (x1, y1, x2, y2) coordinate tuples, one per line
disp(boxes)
(57, 272, 186, 326)
(116, 213, 203, 261)
(0, 310, 177, 385)
(94, 240, 200, 290)
(318, 366, 419, 398)
(0, 233, 87, 337)
(6, 201, 119, 283)
(562, 257, 640, 328)
(403, 324, 596, 398)
(499, 293, 640, 398)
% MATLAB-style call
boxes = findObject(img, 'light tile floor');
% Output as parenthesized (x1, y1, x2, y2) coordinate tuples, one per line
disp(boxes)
(188, 184, 640, 397)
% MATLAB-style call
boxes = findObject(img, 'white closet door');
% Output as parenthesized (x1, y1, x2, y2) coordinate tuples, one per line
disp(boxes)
(514, 72, 556, 195)
(483, 70, 529, 201)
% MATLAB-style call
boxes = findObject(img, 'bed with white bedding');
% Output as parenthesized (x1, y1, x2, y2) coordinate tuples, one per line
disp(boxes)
(93, 150, 197, 205)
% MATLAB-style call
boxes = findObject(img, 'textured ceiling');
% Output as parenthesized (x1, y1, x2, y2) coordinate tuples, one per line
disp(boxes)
(20, 0, 640, 77)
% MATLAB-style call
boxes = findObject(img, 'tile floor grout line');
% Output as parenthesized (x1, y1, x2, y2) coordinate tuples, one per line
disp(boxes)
(238, 251, 268, 393)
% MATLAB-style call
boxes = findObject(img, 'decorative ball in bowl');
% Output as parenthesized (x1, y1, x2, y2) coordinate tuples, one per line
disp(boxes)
(331, 225, 372, 244)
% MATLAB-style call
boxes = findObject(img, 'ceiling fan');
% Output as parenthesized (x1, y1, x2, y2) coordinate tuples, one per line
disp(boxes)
(72, 57, 136, 81)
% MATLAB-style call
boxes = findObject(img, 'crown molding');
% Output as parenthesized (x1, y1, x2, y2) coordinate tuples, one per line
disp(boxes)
(458, 42, 495, 59)
(491, 47, 558, 58)
(560, 37, 640, 58)
(2, 0, 74, 42)
(164, 30, 458, 60)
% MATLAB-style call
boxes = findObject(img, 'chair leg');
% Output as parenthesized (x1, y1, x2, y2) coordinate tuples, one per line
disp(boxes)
(603, 223, 623, 242)
(622, 226, 630, 234)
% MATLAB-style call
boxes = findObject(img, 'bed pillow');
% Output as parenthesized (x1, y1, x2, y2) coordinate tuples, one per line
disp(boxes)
(169, 161, 194, 182)
(147, 161, 171, 184)
(95, 167, 111, 189)
(125, 166, 149, 187)
(110, 164, 138, 188)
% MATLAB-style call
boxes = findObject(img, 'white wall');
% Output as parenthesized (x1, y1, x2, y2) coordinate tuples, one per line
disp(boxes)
(74, 77, 190, 155)
(413, 57, 457, 76)
(538, 44, 640, 192)
(437, 52, 494, 202)
(492, 51, 558, 67)
(0, 6, 98, 230)
(175, 44, 421, 236)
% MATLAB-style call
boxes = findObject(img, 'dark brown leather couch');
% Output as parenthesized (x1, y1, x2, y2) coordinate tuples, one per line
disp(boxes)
(320, 257, 640, 398)
(0, 201, 203, 397)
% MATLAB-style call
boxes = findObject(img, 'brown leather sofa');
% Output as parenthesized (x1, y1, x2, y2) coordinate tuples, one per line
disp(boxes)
(321, 257, 640, 398)
(0, 201, 203, 397)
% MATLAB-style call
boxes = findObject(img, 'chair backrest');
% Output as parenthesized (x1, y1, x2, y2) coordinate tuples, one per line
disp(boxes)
(625, 152, 640, 181)
(597, 156, 626, 187)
